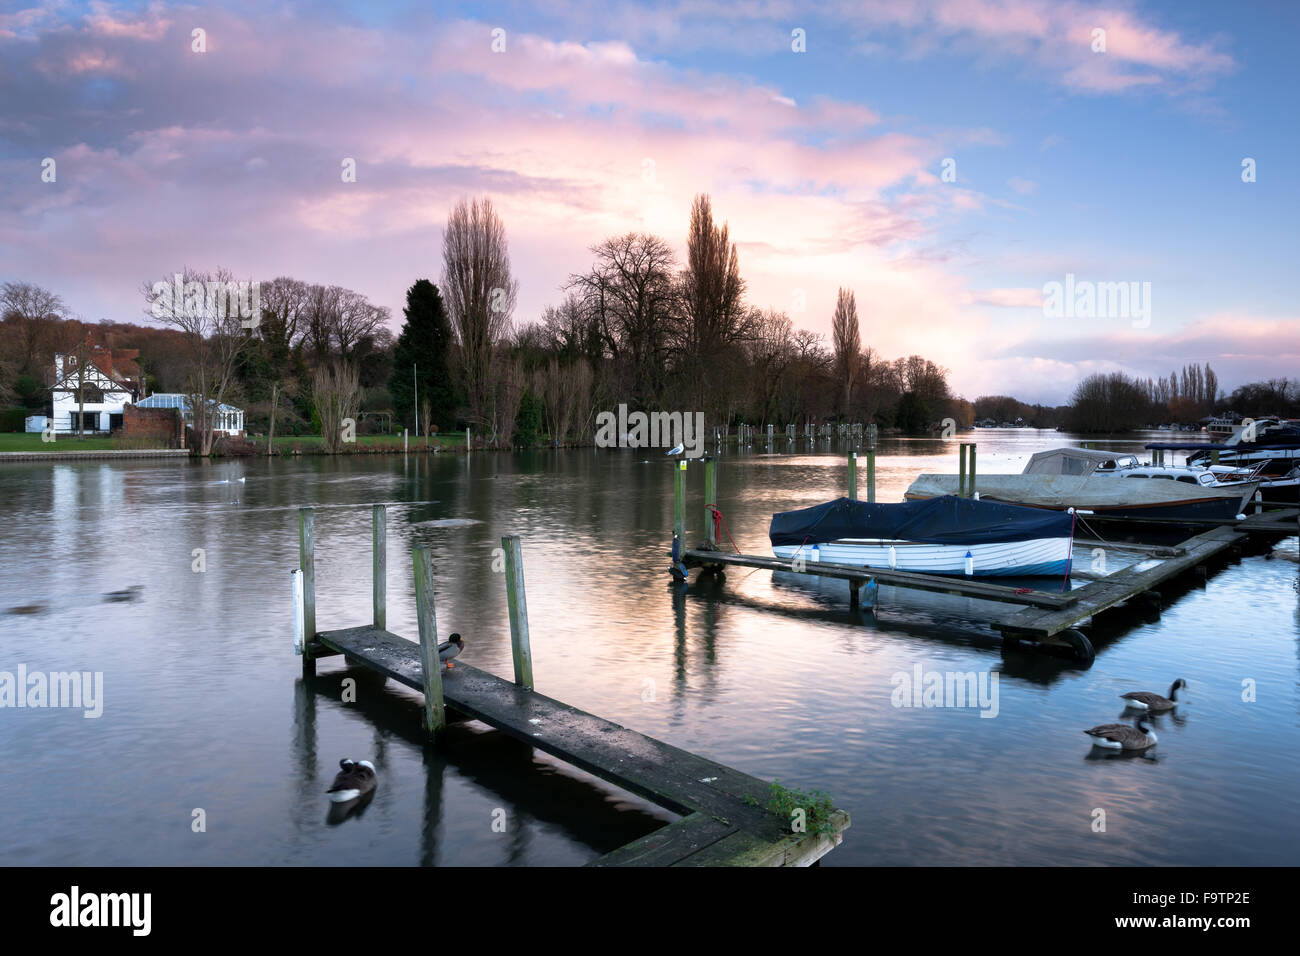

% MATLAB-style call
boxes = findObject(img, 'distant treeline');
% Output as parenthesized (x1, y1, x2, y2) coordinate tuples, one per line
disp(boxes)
(1062, 365, 1299, 433)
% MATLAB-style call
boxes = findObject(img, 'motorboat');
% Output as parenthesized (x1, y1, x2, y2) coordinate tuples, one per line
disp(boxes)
(905, 447, 1259, 522)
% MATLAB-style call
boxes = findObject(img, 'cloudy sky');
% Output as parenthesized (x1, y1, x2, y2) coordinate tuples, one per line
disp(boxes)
(2, 0, 1296, 404)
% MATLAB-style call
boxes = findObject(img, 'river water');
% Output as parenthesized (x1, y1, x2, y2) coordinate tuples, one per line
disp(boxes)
(1, 429, 1297, 865)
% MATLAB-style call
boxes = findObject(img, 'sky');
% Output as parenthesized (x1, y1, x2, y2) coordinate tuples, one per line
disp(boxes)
(2, 0, 1297, 405)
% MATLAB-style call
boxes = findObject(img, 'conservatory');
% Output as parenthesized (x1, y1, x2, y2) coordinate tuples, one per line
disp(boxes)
(135, 393, 245, 436)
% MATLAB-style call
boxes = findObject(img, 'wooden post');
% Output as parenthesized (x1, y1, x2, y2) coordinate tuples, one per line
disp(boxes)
(372, 504, 386, 630)
(403, 428, 408, 453)
(865, 449, 876, 502)
(412, 545, 447, 736)
(969, 443, 977, 497)
(502, 535, 534, 690)
(298, 507, 316, 676)
(673, 459, 686, 544)
(704, 457, 718, 547)
(958, 444, 968, 498)
(848, 451, 858, 500)
(1211, 448, 1220, 465)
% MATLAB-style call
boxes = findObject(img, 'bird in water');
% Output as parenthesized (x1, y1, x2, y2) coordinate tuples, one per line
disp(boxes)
(439, 633, 465, 669)
(1084, 718, 1158, 751)
(327, 759, 377, 803)
(1120, 678, 1186, 713)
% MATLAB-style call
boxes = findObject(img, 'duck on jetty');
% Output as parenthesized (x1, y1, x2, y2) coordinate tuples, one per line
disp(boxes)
(440, 633, 465, 669)
(327, 759, 377, 803)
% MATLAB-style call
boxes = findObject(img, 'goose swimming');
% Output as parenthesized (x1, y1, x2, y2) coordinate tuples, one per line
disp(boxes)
(439, 633, 465, 669)
(327, 759, 377, 803)
(1084, 719, 1157, 751)
(1120, 678, 1186, 712)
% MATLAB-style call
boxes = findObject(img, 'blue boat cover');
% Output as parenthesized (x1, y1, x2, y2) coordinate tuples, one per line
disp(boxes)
(769, 495, 1073, 547)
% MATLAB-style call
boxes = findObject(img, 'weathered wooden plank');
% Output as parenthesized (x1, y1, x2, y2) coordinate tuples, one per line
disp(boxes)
(997, 526, 1244, 638)
(682, 548, 1077, 609)
(314, 623, 850, 866)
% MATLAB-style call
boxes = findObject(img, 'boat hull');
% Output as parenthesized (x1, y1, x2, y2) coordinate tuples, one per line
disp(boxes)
(905, 474, 1255, 523)
(772, 536, 1071, 577)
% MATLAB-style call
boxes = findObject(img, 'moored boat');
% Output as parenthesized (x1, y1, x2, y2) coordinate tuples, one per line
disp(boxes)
(769, 495, 1074, 577)
(905, 447, 1258, 522)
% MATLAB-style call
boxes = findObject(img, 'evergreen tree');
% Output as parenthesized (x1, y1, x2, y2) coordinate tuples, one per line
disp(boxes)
(390, 280, 456, 431)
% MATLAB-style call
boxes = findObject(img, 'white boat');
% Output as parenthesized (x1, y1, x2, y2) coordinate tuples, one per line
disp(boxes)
(906, 447, 1258, 522)
(769, 495, 1074, 577)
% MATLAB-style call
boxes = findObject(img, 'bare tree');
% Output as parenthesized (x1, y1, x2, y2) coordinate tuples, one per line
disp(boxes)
(441, 196, 518, 428)
(141, 268, 252, 456)
(1, 281, 67, 376)
(312, 359, 361, 454)
(747, 308, 795, 427)
(566, 232, 675, 407)
(831, 287, 861, 418)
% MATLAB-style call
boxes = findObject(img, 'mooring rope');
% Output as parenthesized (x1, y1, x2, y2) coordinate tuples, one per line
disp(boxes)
(706, 504, 743, 554)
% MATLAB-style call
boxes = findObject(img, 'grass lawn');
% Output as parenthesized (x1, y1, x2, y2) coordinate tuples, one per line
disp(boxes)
(0, 430, 469, 454)
(264, 431, 465, 451)
(0, 433, 123, 452)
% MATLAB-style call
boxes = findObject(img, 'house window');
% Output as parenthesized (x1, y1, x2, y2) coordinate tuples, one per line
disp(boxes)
(79, 385, 104, 403)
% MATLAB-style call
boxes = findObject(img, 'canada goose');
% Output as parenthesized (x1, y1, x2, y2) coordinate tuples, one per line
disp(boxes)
(327, 758, 377, 803)
(1121, 678, 1186, 712)
(439, 633, 465, 669)
(1084, 719, 1157, 751)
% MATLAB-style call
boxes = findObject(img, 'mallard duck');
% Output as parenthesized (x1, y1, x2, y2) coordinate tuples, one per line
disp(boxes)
(439, 633, 465, 669)
(1084, 719, 1157, 751)
(1121, 679, 1186, 712)
(327, 758, 377, 803)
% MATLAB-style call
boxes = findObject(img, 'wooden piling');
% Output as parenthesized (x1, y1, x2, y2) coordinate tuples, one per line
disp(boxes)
(968, 444, 977, 496)
(958, 446, 967, 498)
(865, 449, 876, 503)
(412, 545, 447, 736)
(502, 535, 535, 690)
(848, 451, 858, 500)
(704, 457, 718, 548)
(673, 459, 686, 544)
(298, 507, 316, 676)
(372, 504, 386, 630)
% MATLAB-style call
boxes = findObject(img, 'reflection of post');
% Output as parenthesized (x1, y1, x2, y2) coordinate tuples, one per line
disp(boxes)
(502, 535, 534, 690)
(373, 504, 386, 630)
(299, 507, 316, 676)
(672, 580, 687, 686)
(413, 545, 446, 736)
(291, 676, 319, 830)
(420, 746, 445, 867)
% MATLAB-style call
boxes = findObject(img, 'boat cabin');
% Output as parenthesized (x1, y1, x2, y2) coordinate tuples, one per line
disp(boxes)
(1021, 447, 1140, 477)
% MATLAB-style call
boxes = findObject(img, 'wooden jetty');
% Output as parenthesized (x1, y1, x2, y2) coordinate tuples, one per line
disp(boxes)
(670, 453, 1299, 663)
(292, 506, 849, 867)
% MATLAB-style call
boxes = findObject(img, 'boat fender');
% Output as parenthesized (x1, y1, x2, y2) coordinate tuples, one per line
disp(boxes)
(671, 534, 681, 562)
